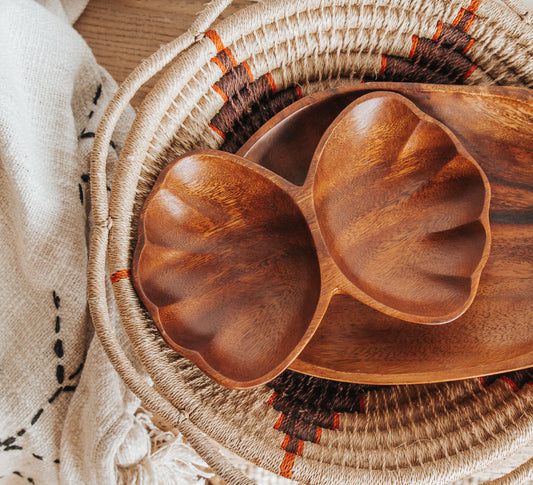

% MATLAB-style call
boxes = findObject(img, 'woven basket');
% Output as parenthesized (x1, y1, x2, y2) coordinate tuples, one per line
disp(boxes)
(88, 0, 533, 483)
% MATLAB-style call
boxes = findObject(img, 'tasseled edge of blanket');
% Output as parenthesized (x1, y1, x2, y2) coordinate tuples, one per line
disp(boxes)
(116, 408, 215, 485)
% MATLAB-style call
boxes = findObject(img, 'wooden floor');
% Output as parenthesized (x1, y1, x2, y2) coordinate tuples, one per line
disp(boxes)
(75, 0, 254, 107)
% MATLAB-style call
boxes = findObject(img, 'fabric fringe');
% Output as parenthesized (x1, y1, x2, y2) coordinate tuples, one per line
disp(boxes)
(116, 408, 214, 485)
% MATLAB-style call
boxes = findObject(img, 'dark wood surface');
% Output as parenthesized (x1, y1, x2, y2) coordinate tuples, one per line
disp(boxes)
(310, 92, 491, 324)
(133, 85, 531, 388)
(239, 83, 533, 385)
(132, 151, 326, 389)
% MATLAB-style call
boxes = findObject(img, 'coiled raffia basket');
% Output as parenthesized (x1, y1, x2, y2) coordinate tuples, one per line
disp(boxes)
(88, 0, 533, 483)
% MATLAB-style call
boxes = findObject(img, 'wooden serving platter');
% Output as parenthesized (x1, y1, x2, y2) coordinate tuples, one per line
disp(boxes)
(237, 83, 533, 385)
(133, 89, 496, 389)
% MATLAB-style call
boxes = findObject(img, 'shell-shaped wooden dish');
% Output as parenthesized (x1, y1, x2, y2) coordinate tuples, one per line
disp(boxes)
(132, 153, 323, 388)
(311, 92, 491, 324)
(133, 89, 498, 389)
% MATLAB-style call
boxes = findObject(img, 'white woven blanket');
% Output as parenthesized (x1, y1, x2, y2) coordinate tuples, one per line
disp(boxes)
(0, 1, 212, 483)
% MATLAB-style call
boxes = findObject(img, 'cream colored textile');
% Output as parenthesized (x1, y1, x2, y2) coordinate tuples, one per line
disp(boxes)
(0, 1, 211, 483)
(35, 0, 89, 24)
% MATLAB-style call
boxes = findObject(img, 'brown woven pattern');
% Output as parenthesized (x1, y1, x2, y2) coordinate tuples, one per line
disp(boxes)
(378, 0, 480, 83)
(199, 2, 533, 478)
(205, 29, 303, 153)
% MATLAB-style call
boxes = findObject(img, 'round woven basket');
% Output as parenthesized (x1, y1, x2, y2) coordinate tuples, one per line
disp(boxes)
(88, 0, 533, 483)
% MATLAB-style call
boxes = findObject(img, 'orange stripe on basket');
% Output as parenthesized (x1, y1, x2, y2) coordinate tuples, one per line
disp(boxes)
(110, 269, 131, 284)
(503, 376, 519, 392)
(266, 391, 278, 406)
(265, 72, 277, 93)
(332, 412, 340, 430)
(432, 21, 444, 41)
(280, 452, 296, 479)
(478, 376, 488, 387)
(209, 123, 225, 139)
(463, 13, 477, 32)
(273, 413, 284, 430)
(379, 54, 387, 76)
(223, 47, 238, 67)
(315, 427, 322, 444)
(242, 61, 254, 82)
(409, 35, 419, 58)
(452, 9, 466, 27)
(462, 38, 475, 54)
(463, 63, 477, 80)
(359, 395, 366, 413)
(296, 440, 304, 456)
(467, 0, 482, 13)
(211, 56, 227, 74)
(281, 434, 291, 449)
(295, 85, 303, 99)
(205, 30, 224, 52)
(212, 84, 228, 102)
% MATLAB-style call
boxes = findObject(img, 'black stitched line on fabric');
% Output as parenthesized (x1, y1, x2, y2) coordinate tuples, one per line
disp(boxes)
(56, 365, 64, 385)
(78, 184, 83, 204)
(68, 362, 83, 380)
(48, 388, 62, 404)
(79, 130, 116, 153)
(31, 409, 43, 426)
(79, 131, 95, 139)
(54, 459, 59, 464)
(93, 84, 102, 105)
(81, 174, 90, 183)
(79, 130, 116, 154)
(52, 291, 60, 309)
(54, 340, 63, 358)
(13, 473, 35, 485)
(0, 299, 82, 457)
(88, 110, 94, 119)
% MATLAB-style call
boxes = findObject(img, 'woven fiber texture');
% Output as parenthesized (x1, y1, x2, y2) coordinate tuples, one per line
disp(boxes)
(88, 0, 533, 483)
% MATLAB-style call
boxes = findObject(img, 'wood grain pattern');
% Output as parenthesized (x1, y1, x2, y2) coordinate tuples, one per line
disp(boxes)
(132, 151, 325, 389)
(133, 88, 522, 388)
(75, 1, 533, 389)
(238, 82, 533, 385)
(311, 92, 491, 324)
